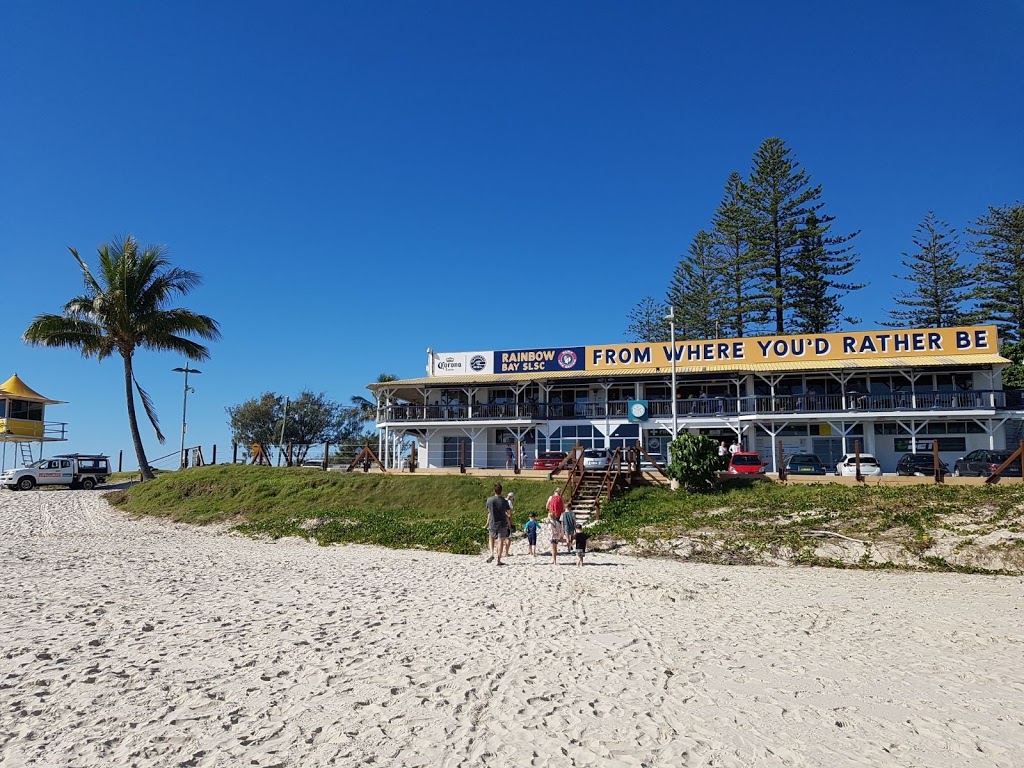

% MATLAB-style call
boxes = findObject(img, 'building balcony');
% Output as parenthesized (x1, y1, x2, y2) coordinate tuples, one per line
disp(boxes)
(380, 390, 1010, 424)
(0, 418, 69, 441)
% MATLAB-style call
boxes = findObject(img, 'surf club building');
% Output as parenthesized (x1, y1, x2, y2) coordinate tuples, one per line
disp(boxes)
(368, 325, 1023, 474)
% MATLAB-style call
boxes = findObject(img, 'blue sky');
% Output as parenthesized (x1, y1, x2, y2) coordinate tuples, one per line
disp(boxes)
(2, 1, 1021, 468)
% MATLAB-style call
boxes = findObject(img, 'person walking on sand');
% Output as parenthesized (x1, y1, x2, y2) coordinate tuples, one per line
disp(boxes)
(548, 512, 564, 565)
(561, 505, 576, 553)
(546, 488, 564, 520)
(524, 512, 540, 556)
(571, 524, 589, 567)
(485, 483, 511, 565)
(503, 492, 516, 558)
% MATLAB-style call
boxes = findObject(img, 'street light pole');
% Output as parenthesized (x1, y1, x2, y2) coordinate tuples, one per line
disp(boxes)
(666, 307, 677, 439)
(172, 364, 202, 469)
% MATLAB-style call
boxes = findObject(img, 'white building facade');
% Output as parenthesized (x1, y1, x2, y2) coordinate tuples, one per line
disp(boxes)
(369, 325, 1023, 473)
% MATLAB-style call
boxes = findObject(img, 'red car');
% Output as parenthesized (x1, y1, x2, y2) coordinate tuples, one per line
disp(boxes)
(727, 451, 767, 474)
(533, 451, 568, 471)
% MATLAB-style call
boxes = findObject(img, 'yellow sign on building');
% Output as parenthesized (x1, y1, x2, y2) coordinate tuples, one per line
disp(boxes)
(585, 325, 999, 371)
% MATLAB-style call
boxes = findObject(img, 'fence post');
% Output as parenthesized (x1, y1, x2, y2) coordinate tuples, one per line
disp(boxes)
(854, 439, 864, 482)
(118, 450, 123, 472)
(777, 440, 787, 481)
(932, 440, 943, 484)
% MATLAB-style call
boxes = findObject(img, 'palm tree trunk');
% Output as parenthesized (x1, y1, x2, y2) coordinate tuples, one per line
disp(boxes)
(123, 354, 155, 480)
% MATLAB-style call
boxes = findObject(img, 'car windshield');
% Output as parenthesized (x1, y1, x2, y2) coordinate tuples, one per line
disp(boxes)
(732, 455, 761, 466)
(845, 457, 879, 465)
(539, 453, 564, 460)
(583, 450, 606, 458)
(789, 456, 819, 465)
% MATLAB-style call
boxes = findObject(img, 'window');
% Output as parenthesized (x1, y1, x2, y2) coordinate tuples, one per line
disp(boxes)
(8, 400, 42, 421)
(442, 436, 471, 467)
(548, 424, 605, 451)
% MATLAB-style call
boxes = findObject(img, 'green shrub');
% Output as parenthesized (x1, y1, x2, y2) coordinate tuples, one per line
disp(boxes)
(667, 434, 720, 493)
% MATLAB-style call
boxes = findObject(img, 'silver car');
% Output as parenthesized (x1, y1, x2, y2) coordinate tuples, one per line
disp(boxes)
(582, 449, 612, 471)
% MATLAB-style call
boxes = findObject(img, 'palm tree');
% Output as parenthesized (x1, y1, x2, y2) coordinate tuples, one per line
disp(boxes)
(23, 235, 220, 480)
(351, 373, 398, 423)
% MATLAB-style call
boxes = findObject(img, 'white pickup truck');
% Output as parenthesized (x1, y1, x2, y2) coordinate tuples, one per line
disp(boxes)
(1, 454, 111, 491)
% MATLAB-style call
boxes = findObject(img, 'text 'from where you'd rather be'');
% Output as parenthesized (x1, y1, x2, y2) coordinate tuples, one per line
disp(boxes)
(586, 326, 997, 369)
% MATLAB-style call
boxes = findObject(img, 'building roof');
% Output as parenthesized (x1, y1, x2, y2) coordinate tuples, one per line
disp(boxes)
(0, 373, 65, 405)
(369, 353, 1010, 395)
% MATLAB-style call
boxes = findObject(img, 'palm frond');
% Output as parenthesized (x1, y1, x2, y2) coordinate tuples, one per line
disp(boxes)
(69, 247, 103, 296)
(133, 373, 165, 443)
(23, 314, 107, 358)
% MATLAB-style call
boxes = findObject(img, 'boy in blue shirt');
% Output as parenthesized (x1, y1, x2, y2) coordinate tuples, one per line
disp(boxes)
(524, 512, 540, 557)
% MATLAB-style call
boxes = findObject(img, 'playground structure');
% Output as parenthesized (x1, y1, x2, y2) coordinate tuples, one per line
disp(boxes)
(0, 373, 68, 472)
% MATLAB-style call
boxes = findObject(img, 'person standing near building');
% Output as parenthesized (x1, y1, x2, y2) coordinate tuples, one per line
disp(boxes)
(547, 512, 564, 565)
(546, 488, 564, 520)
(572, 524, 589, 566)
(485, 483, 511, 565)
(503, 492, 516, 558)
(505, 444, 515, 470)
(524, 512, 540, 556)
(561, 505, 577, 553)
(729, 440, 740, 456)
(718, 440, 729, 468)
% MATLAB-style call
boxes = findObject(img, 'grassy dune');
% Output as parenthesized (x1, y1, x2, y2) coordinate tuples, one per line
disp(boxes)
(106, 465, 554, 555)
(105, 465, 1024, 572)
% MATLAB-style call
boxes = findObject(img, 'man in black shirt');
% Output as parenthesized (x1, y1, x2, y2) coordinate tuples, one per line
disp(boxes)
(485, 483, 511, 565)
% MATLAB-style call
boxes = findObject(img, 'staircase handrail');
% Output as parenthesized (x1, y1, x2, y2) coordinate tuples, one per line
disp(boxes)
(590, 448, 626, 520)
(547, 446, 578, 479)
(560, 443, 586, 509)
(637, 442, 668, 477)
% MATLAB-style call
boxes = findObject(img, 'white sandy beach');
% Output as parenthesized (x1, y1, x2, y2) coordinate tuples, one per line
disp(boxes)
(1, 491, 1022, 767)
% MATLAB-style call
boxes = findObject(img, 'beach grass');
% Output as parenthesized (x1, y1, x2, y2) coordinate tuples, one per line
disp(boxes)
(105, 465, 553, 555)
(105, 465, 1024, 571)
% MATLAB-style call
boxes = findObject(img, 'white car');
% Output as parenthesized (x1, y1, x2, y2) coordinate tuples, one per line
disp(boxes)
(582, 449, 612, 471)
(835, 453, 883, 476)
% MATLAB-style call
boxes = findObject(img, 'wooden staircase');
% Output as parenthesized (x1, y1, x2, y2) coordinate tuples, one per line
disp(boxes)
(547, 443, 668, 525)
(569, 471, 606, 526)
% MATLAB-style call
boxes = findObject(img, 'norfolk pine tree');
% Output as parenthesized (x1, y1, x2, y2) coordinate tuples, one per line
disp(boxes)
(666, 230, 727, 339)
(625, 296, 669, 342)
(884, 212, 975, 328)
(712, 172, 761, 337)
(744, 138, 860, 333)
(789, 210, 863, 333)
(970, 203, 1024, 344)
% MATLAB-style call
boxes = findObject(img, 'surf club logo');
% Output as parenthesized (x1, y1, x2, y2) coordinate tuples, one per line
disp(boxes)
(557, 349, 578, 369)
(470, 355, 487, 371)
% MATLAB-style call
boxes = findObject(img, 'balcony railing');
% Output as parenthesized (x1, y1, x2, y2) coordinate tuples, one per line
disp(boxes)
(0, 418, 69, 441)
(381, 390, 1009, 423)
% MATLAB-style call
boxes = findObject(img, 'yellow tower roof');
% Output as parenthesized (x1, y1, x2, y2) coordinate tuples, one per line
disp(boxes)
(0, 373, 65, 405)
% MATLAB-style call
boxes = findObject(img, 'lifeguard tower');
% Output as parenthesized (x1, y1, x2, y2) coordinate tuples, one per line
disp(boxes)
(0, 373, 67, 472)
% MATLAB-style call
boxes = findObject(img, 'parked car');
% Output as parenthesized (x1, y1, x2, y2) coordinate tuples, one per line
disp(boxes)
(895, 453, 950, 476)
(727, 451, 767, 474)
(952, 450, 1023, 477)
(835, 453, 883, 476)
(582, 449, 612, 471)
(533, 451, 568, 471)
(300, 458, 325, 469)
(783, 453, 828, 475)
